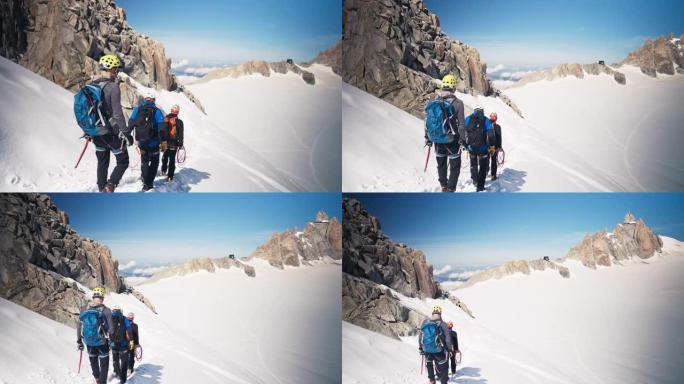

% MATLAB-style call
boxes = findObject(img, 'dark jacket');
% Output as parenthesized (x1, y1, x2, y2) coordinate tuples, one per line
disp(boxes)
(76, 302, 113, 345)
(493, 123, 502, 149)
(129, 101, 166, 149)
(449, 329, 459, 351)
(164, 114, 184, 147)
(91, 77, 128, 135)
(109, 310, 134, 350)
(131, 322, 139, 345)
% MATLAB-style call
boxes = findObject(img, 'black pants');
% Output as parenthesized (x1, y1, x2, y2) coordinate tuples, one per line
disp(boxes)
(161, 147, 177, 178)
(112, 348, 129, 383)
(449, 351, 457, 374)
(469, 152, 490, 191)
(140, 146, 160, 188)
(435, 142, 461, 190)
(490, 149, 499, 177)
(128, 345, 136, 372)
(86, 344, 110, 384)
(93, 134, 129, 190)
(425, 351, 449, 384)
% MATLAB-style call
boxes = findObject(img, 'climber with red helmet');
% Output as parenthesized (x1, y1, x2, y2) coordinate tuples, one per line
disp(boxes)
(161, 104, 185, 182)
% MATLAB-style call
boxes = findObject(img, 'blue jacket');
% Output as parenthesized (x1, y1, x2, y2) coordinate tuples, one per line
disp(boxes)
(110, 312, 133, 350)
(129, 101, 165, 149)
(464, 111, 495, 154)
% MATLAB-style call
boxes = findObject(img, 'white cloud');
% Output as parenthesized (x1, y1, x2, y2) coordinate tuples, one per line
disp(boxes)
(131, 266, 168, 277)
(171, 59, 190, 69)
(448, 269, 485, 281)
(488, 64, 505, 74)
(119, 260, 137, 271)
(433, 265, 453, 276)
(498, 70, 536, 80)
(183, 66, 221, 76)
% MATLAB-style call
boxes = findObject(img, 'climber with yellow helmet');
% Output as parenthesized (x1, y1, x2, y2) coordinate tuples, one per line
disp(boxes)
(424, 74, 465, 193)
(77, 287, 114, 384)
(87, 54, 133, 193)
(419, 304, 453, 384)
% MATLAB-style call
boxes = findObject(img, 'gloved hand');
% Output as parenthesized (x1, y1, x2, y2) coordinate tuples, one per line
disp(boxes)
(160, 141, 168, 152)
(129, 340, 135, 351)
(488, 146, 496, 155)
(119, 131, 134, 146)
(77, 340, 84, 351)
(419, 347, 425, 355)
(425, 139, 433, 147)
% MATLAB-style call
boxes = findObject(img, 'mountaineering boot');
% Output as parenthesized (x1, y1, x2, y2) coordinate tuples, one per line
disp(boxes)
(491, 175, 498, 181)
(103, 183, 116, 193)
(167, 176, 173, 183)
(441, 187, 449, 192)
(141, 185, 153, 192)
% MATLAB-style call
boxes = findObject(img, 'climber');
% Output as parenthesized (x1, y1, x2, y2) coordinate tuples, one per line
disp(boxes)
(76, 287, 114, 384)
(126, 312, 139, 374)
(89, 54, 133, 193)
(424, 74, 465, 192)
(110, 305, 134, 383)
(129, 91, 166, 191)
(489, 112, 502, 180)
(419, 305, 453, 384)
(464, 105, 496, 192)
(160, 104, 184, 182)
(447, 321, 460, 375)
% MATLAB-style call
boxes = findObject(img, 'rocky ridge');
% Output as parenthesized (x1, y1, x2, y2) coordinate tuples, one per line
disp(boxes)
(0, 194, 153, 327)
(458, 213, 663, 289)
(303, 40, 342, 75)
(192, 60, 317, 85)
(622, 33, 684, 77)
(143, 257, 256, 285)
(248, 211, 342, 268)
(0, 0, 176, 92)
(510, 63, 628, 88)
(342, 197, 467, 339)
(343, 0, 492, 118)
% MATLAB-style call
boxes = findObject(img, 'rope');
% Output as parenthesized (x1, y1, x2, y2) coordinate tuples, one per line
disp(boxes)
(176, 146, 187, 164)
(497, 149, 506, 166)
(135, 345, 143, 361)
(129, 145, 141, 170)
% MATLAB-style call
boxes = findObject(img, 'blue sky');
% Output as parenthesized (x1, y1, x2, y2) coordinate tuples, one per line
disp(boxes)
(49, 193, 341, 266)
(425, 0, 684, 69)
(117, 0, 340, 65)
(346, 193, 684, 269)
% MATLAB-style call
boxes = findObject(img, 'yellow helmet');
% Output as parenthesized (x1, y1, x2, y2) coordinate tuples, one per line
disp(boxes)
(441, 74, 457, 89)
(92, 287, 106, 298)
(432, 305, 442, 314)
(99, 54, 121, 70)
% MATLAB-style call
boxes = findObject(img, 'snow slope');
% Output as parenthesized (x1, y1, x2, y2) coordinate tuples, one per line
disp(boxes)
(186, 64, 341, 191)
(0, 263, 341, 384)
(343, 238, 684, 383)
(0, 55, 337, 192)
(342, 66, 684, 191)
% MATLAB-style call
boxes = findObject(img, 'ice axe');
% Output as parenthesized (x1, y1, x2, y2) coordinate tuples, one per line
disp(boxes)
(423, 145, 431, 173)
(77, 348, 83, 374)
(74, 136, 90, 169)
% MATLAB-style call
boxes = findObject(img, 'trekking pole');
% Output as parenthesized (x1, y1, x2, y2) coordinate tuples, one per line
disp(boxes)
(423, 145, 431, 173)
(74, 137, 90, 169)
(420, 354, 424, 375)
(77, 349, 83, 374)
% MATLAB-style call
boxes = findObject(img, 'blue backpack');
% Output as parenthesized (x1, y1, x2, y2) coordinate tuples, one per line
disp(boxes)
(74, 82, 111, 137)
(425, 98, 456, 144)
(80, 307, 108, 347)
(421, 321, 444, 353)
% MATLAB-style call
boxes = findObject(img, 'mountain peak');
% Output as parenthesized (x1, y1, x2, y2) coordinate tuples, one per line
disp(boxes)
(622, 32, 684, 77)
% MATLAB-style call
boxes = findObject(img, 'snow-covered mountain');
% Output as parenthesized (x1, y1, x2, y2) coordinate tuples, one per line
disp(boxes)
(342, 200, 684, 383)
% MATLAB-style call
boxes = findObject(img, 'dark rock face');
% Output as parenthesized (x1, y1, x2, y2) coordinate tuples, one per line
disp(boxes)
(343, 0, 490, 118)
(0, 0, 176, 91)
(342, 274, 426, 339)
(622, 33, 684, 77)
(248, 211, 342, 268)
(0, 194, 126, 326)
(343, 198, 440, 299)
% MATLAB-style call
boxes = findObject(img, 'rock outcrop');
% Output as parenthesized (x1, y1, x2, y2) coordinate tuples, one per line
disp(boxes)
(622, 33, 684, 77)
(0, 194, 126, 326)
(563, 213, 663, 268)
(303, 40, 342, 75)
(510, 63, 628, 88)
(459, 259, 570, 289)
(0, 0, 176, 92)
(193, 60, 317, 85)
(343, 274, 426, 339)
(144, 256, 255, 284)
(247, 211, 342, 268)
(343, 198, 440, 299)
(343, 0, 491, 118)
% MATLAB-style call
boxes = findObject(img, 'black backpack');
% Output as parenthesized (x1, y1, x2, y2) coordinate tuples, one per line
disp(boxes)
(111, 311, 126, 346)
(133, 104, 157, 142)
(465, 112, 486, 148)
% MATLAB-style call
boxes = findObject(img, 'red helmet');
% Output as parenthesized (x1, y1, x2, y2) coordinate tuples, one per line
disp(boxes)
(447, 321, 454, 329)
(490, 112, 498, 122)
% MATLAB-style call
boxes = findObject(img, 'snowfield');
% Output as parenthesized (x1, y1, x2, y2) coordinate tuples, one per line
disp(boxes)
(342, 66, 684, 192)
(0, 56, 339, 192)
(343, 237, 684, 383)
(0, 262, 341, 384)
